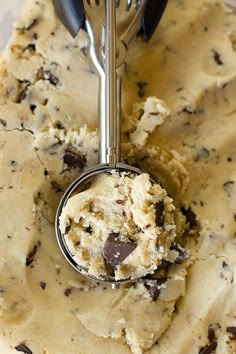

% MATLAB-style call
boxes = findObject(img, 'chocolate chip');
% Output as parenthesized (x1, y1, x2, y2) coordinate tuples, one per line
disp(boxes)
(136, 81, 148, 98)
(55, 121, 64, 130)
(223, 181, 234, 187)
(199, 341, 217, 354)
(157, 259, 171, 271)
(155, 200, 164, 227)
(44, 169, 49, 176)
(15, 344, 32, 354)
(26, 241, 41, 266)
(170, 243, 188, 264)
(181, 206, 197, 228)
(103, 232, 137, 267)
(144, 278, 167, 301)
(222, 261, 229, 268)
(0, 119, 6, 127)
(148, 284, 161, 301)
(10, 160, 17, 167)
(85, 225, 93, 234)
(43, 70, 60, 86)
(226, 327, 236, 339)
(104, 260, 115, 277)
(80, 46, 88, 56)
(63, 149, 87, 169)
(115, 200, 125, 205)
(208, 325, 216, 343)
(16, 18, 38, 33)
(39, 281, 46, 290)
(212, 49, 223, 65)
(30, 104, 37, 113)
(23, 43, 36, 52)
(64, 288, 72, 297)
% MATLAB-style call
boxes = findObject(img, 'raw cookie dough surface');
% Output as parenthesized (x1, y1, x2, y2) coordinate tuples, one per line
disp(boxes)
(60, 172, 176, 281)
(0, 0, 236, 354)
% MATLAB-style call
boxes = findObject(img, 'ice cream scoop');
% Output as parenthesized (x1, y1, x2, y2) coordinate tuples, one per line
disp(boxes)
(54, 0, 170, 287)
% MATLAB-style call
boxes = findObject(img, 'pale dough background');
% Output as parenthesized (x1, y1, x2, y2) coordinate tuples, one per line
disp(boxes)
(0, 0, 24, 50)
(0, 0, 236, 354)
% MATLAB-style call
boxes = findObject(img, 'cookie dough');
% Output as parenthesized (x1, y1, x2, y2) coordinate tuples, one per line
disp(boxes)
(60, 171, 176, 280)
(0, 0, 236, 354)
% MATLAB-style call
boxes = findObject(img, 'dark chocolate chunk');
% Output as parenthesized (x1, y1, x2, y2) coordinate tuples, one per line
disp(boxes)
(103, 232, 137, 267)
(39, 281, 46, 290)
(208, 325, 216, 343)
(181, 206, 197, 228)
(55, 121, 64, 130)
(43, 70, 60, 86)
(226, 327, 236, 339)
(64, 288, 72, 297)
(85, 225, 93, 234)
(30, 104, 37, 113)
(222, 261, 228, 268)
(155, 200, 164, 227)
(23, 43, 36, 52)
(63, 149, 87, 169)
(26, 241, 41, 266)
(15, 344, 33, 354)
(144, 278, 167, 301)
(212, 49, 223, 66)
(199, 341, 217, 354)
(170, 243, 188, 264)
(44, 169, 49, 176)
(148, 284, 161, 301)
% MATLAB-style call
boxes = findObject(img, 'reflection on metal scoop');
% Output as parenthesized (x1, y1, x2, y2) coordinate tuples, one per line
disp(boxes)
(53, 0, 168, 287)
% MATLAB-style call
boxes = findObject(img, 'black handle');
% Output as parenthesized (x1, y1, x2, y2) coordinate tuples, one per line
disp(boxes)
(52, 0, 85, 37)
(139, 0, 168, 42)
(52, 0, 168, 41)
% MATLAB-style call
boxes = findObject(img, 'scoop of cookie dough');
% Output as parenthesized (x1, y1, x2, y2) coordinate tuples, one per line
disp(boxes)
(59, 171, 176, 280)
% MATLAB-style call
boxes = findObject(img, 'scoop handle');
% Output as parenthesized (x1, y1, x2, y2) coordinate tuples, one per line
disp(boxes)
(52, 0, 85, 37)
(99, 0, 120, 166)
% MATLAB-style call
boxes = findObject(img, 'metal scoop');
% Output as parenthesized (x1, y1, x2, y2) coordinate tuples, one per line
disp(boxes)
(53, 0, 168, 286)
